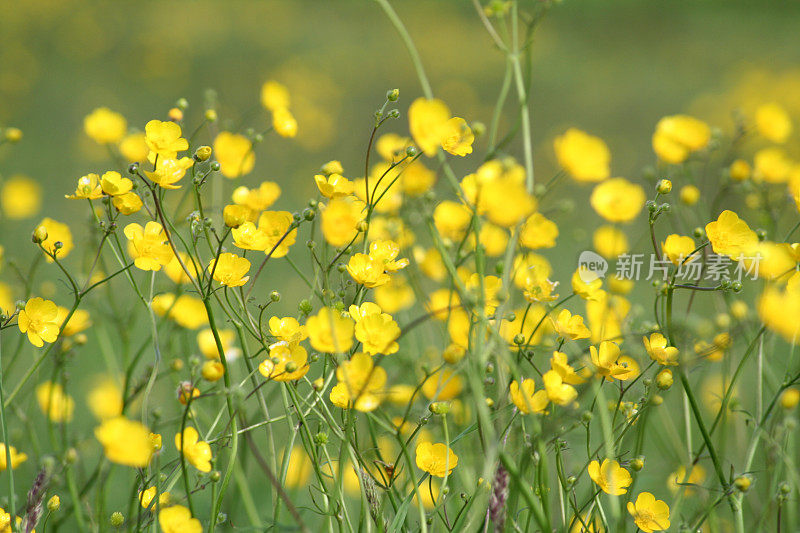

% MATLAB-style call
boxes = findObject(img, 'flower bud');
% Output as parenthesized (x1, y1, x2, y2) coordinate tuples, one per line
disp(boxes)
(223, 205, 248, 228)
(303, 207, 316, 221)
(110, 512, 125, 527)
(65, 447, 78, 464)
(312, 377, 324, 391)
(210, 470, 221, 482)
(630, 457, 645, 471)
(195, 145, 212, 162)
(314, 432, 329, 445)
(429, 401, 450, 415)
(168, 107, 183, 121)
(32, 225, 48, 243)
(781, 388, 800, 409)
(656, 179, 672, 194)
(48, 495, 61, 512)
(170, 359, 184, 371)
(656, 369, 673, 390)
(202, 361, 225, 382)
(270, 291, 281, 302)
(734, 475, 751, 492)
(650, 394, 663, 405)
(387, 89, 399, 101)
(205, 109, 218, 122)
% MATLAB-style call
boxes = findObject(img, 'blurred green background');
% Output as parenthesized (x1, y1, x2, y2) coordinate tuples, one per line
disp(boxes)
(2, 0, 800, 527)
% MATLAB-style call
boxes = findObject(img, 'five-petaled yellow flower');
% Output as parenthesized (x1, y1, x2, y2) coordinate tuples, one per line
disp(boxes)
(175, 426, 213, 473)
(643, 333, 679, 366)
(330, 352, 386, 412)
(415, 441, 458, 477)
(145, 119, 188, 159)
(159, 505, 202, 533)
(94, 416, 154, 467)
(208, 252, 251, 287)
(18, 297, 60, 347)
(509, 378, 548, 414)
(587, 458, 632, 495)
(627, 492, 671, 532)
(124, 221, 174, 271)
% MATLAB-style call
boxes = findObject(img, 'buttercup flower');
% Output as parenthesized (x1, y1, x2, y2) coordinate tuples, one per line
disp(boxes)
(145, 157, 194, 189)
(347, 253, 390, 288)
(159, 505, 202, 533)
(550, 351, 584, 384)
(139, 486, 171, 510)
(550, 309, 591, 340)
(590, 178, 646, 223)
(0, 443, 27, 471)
(627, 492, 671, 532)
(369, 240, 408, 272)
(661, 234, 697, 265)
(320, 197, 365, 247)
(409, 97, 451, 156)
(258, 210, 297, 257)
(330, 352, 386, 411)
(144, 119, 188, 158)
(120, 132, 148, 162)
(124, 222, 173, 271)
(652, 114, 710, 164)
(208, 252, 251, 287)
(18, 297, 60, 347)
(644, 333, 679, 366)
(232, 222, 270, 251)
(175, 426, 212, 472)
(214, 131, 255, 178)
(705, 210, 758, 258)
(315, 173, 354, 198)
(590, 341, 634, 381)
(268, 316, 307, 342)
(440, 117, 474, 156)
(36, 381, 74, 422)
(509, 378, 548, 414)
(113, 192, 143, 214)
(1, 176, 42, 219)
(593, 225, 629, 259)
(87, 378, 123, 420)
(554, 128, 611, 182)
(94, 417, 154, 467)
(519, 213, 559, 249)
(306, 307, 355, 353)
(65, 173, 103, 200)
(755, 102, 792, 143)
(259, 339, 309, 381)
(100, 170, 133, 196)
(588, 459, 632, 495)
(261, 80, 290, 111)
(416, 442, 458, 477)
(272, 107, 298, 137)
(232, 181, 282, 216)
(543, 370, 578, 405)
(354, 311, 400, 355)
(37, 217, 74, 261)
(84, 107, 127, 144)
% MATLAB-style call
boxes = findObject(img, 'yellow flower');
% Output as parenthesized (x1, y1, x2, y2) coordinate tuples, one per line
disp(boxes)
(259, 339, 309, 381)
(87, 378, 123, 420)
(144, 120, 188, 159)
(284, 446, 313, 488)
(550, 309, 591, 340)
(18, 297, 60, 347)
(509, 379, 548, 414)
(399, 160, 436, 195)
(433, 200, 472, 241)
(197, 328, 237, 360)
(330, 352, 387, 411)
(320, 197, 365, 247)
(261, 80, 290, 111)
(268, 316, 307, 342)
(590, 178, 645, 223)
(758, 272, 800, 342)
(755, 103, 792, 143)
(593, 225, 628, 259)
(543, 370, 578, 405)
(652, 115, 710, 164)
(201, 360, 224, 382)
(231, 222, 269, 251)
(84, 107, 127, 144)
(729, 159, 751, 181)
(627, 492, 671, 532)
(139, 486, 171, 510)
(679, 184, 700, 205)
(56, 307, 91, 336)
(214, 131, 255, 178)
(550, 351, 584, 385)
(65, 173, 103, 200)
(175, 426, 212, 472)
(588, 459, 632, 495)
(661, 234, 697, 265)
(753, 147, 792, 183)
(416, 442, 458, 477)
(145, 157, 194, 189)
(232, 181, 282, 217)
(119, 132, 148, 162)
(0, 443, 27, 471)
(705, 210, 758, 258)
(590, 341, 634, 381)
(643, 333, 678, 366)
(36, 381, 74, 422)
(572, 269, 603, 301)
(94, 417, 154, 467)
(306, 307, 355, 353)
(479, 223, 509, 256)
(347, 253, 390, 288)
(519, 213, 558, 249)
(374, 276, 416, 313)
(354, 311, 400, 355)
(208, 252, 250, 287)
(258, 211, 297, 257)
(480, 178, 537, 228)
(272, 107, 298, 138)
(152, 294, 208, 329)
(554, 128, 611, 182)
(408, 97, 451, 156)
(1, 176, 41, 219)
(158, 505, 202, 533)
(164, 251, 199, 285)
(315, 173, 354, 199)
(369, 240, 408, 272)
(124, 222, 173, 271)
(0, 509, 25, 533)
(112, 192, 143, 215)
(440, 117, 474, 156)
(100, 170, 133, 196)
(37, 217, 74, 261)
(668, 464, 706, 494)
(422, 369, 464, 401)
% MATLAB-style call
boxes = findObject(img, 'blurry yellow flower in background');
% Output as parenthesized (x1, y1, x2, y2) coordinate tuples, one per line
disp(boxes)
(652, 114, 710, 164)
(214, 131, 255, 178)
(208, 252, 250, 287)
(755, 102, 792, 143)
(36, 381, 74, 422)
(753, 147, 791, 183)
(95, 416, 154, 467)
(175, 426, 212, 472)
(509, 378, 548, 414)
(1, 176, 41, 219)
(87, 378, 123, 420)
(84, 107, 127, 144)
(593, 225, 628, 259)
(197, 328, 237, 360)
(56, 307, 91, 336)
(705, 210, 758, 258)
(119, 132, 148, 162)
(272, 107, 298, 138)
(283, 446, 312, 488)
(330, 352, 386, 412)
(520, 212, 558, 249)
(590, 178, 645, 223)
(124, 221, 173, 271)
(416, 442, 458, 477)
(759, 272, 800, 342)
(152, 293, 208, 329)
(554, 128, 611, 182)
(164, 251, 198, 285)
(232, 181, 282, 217)
(320, 197, 365, 247)
(679, 184, 700, 205)
(0, 443, 27, 471)
(37, 217, 74, 261)
(306, 307, 354, 353)
(433, 200, 472, 241)
(729, 159, 751, 181)
(588, 459, 631, 495)
(422, 368, 463, 401)
(409, 97, 451, 156)
(261, 80, 290, 111)
(18, 297, 59, 347)
(139, 486, 171, 510)
(668, 464, 706, 494)
(158, 505, 202, 533)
